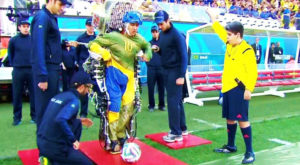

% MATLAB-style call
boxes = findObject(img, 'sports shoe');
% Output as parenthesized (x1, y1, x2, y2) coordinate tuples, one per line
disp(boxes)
(12, 120, 21, 126)
(149, 108, 154, 112)
(118, 138, 127, 147)
(163, 134, 183, 143)
(182, 130, 189, 136)
(168, 130, 188, 136)
(214, 145, 237, 153)
(39, 156, 49, 165)
(158, 106, 165, 111)
(110, 141, 121, 154)
(242, 152, 255, 164)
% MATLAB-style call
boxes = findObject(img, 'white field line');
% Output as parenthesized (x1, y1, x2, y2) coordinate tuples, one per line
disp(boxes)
(198, 142, 299, 165)
(268, 138, 293, 146)
(192, 118, 223, 129)
(138, 113, 300, 140)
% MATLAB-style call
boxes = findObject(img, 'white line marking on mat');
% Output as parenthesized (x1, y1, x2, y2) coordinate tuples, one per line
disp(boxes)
(192, 118, 223, 129)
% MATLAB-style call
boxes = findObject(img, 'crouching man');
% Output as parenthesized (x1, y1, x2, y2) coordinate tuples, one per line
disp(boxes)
(37, 71, 94, 165)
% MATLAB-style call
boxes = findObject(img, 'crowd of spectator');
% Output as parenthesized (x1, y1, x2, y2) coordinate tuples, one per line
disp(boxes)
(154, 0, 300, 29)
(33, 0, 299, 29)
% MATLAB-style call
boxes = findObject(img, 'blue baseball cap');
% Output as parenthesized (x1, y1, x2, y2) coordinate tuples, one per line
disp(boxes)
(151, 25, 159, 32)
(18, 19, 30, 26)
(60, 0, 72, 5)
(85, 18, 92, 25)
(154, 10, 169, 24)
(70, 71, 93, 87)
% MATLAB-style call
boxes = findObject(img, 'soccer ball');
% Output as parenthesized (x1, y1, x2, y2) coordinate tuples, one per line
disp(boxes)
(121, 143, 141, 163)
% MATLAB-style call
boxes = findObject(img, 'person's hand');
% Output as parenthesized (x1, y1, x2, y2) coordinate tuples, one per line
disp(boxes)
(244, 89, 252, 100)
(73, 140, 80, 150)
(68, 41, 78, 47)
(176, 77, 185, 85)
(205, 8, 218, 23)
(151, 45, 160, 52)
(80, 118, 93, 128)
(38, 82, 48, 91)
(61, 63, 66, 70)
(141, 55, 149, 62)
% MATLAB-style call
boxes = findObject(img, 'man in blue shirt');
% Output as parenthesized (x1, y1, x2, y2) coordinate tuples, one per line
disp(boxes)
(31, 0, 72, 128)
(37, 71, 93, 165)
(251, 37, 262, 64)
(153, 10, 188, 143)
(8, 19, 35, 126)
(75, 18, 96, 118)
(61, 39, 77, 91)
(147, 25, 165, 112)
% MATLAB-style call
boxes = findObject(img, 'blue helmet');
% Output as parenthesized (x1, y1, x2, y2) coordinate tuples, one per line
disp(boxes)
(122, 11, 143, 25)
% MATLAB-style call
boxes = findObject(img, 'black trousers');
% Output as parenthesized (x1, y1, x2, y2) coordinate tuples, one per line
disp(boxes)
(147, 67, 165, 109)
(62, 68, 75, 92)
(163, 68, 187, 135)
(33, 69, 60, 129)
(38, 120, 93, 165)
(12, 67, 35, 122)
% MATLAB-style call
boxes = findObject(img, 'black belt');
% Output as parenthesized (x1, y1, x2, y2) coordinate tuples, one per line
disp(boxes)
(235, 78, 245, 90)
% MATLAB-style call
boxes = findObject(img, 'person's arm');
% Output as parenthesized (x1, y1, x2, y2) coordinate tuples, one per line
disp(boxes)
(243, 48, 258, 100)
(31, 14, 49, 83)
(139, 36, 152, 62)
(55, 98, 80, 144)
(88, 34, 113, 61)
(89, 33, 113, 48)
(7, 37, 15, 66)
(171, 32, 187, 86)
(206, 9, 228, 44)
(70, 47, 78, 67)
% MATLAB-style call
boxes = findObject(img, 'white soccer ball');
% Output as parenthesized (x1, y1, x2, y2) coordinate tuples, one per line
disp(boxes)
(121, 143, 141, 163)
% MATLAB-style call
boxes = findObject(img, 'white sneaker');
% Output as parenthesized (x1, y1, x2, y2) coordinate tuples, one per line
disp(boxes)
(182, 130, 189, 136)
(163, 134, 183, 143)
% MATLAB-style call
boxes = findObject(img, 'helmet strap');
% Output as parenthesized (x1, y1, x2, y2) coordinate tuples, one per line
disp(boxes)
(125, 23, 132, 36)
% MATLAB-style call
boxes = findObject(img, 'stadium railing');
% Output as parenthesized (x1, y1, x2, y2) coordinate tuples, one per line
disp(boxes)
(184, 65, 300, 106)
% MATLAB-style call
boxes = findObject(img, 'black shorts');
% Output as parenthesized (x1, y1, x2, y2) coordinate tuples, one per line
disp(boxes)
(222, 86, 249, 121)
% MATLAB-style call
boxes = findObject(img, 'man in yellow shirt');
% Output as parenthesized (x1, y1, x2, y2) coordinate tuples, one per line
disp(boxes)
(206, 9, 258, 164)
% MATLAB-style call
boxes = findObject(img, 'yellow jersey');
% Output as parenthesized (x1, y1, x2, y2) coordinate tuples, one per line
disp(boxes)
(212, 22, 258, 93)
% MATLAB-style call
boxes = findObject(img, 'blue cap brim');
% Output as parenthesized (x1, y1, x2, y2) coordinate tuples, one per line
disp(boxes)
(60, 0, 72, 5)
(154, 18, 164, 24)
(20, 22, 30, 25)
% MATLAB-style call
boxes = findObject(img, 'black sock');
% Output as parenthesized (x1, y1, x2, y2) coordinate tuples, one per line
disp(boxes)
(227, 123, 237, 147)
(241, 126, 253, 153)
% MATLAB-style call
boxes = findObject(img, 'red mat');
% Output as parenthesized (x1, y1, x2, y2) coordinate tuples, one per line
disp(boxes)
(80, 139, 187, 165)
(18, 149, 39, 165)
(18, 140, 187, 165)
(145, 132, 212, 149)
